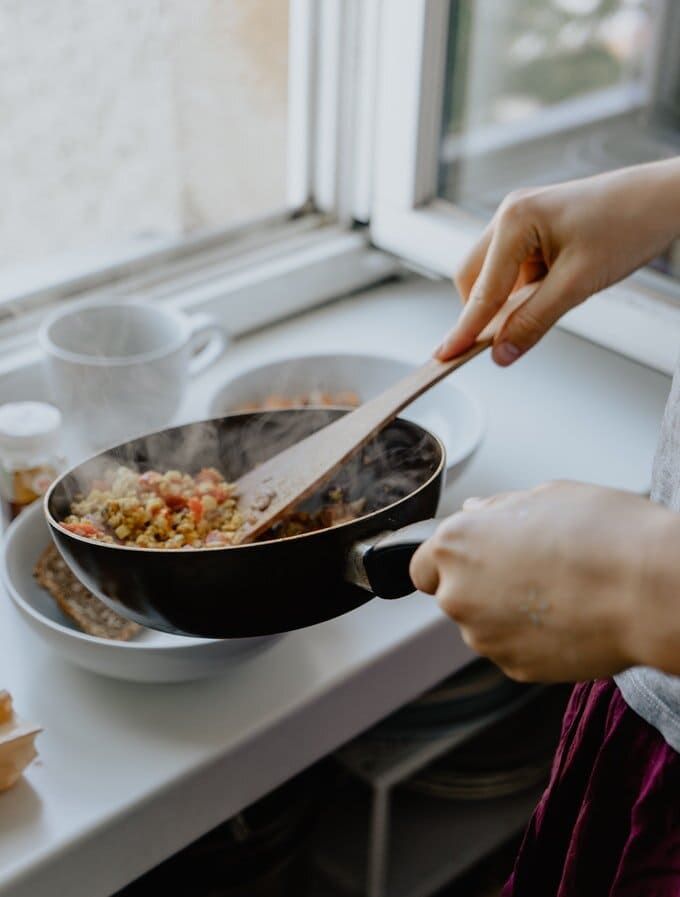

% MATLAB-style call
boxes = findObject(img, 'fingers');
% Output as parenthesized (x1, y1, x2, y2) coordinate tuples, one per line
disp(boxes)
(513, 256, 547, 292)
(435, 232, 491, 361)
(453, 225, 493, 303)
(437, 207, 538, 360)
(411, 494, 518, 597)
(409, 542, 440, 595)
(491, 258, 585, 365)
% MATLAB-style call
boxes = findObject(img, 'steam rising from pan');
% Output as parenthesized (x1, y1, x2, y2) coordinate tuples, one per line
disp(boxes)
(50, 410, 441, 538)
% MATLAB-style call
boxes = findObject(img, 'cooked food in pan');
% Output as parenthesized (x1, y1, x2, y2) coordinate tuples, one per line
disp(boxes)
(235, 390, 361, 412)
(46, 412, 444, 637)
(268, 489, 366, 539)
(62, 466, 243, 548)
(60, 464, 367, 549)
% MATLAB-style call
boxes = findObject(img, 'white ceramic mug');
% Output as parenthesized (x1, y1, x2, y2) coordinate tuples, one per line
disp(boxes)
(39, 301, 227, 454)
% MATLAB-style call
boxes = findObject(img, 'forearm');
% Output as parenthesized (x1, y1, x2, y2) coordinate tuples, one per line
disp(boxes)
(606, 157, 680, 262)
(626, 505, 680, 676)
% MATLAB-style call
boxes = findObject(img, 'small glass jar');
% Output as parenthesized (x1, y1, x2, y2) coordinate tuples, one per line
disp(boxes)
(0, 402, 63, 528)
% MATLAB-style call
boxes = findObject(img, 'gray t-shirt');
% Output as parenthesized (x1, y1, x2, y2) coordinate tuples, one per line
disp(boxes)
(615, 364, 680, 752)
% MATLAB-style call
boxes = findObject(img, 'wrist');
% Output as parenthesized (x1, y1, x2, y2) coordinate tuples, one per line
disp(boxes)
(624, 503, 680, 674)
(630, 158, 680, 244)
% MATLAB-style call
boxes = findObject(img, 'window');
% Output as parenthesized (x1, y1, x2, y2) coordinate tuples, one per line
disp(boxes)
(1, 1, 289, 282)
(0, 1, 399, 355)
(370, 0, 680, 373)
(439, 0, 653, 209)
(4, 0, 680, 375)
(439, 0, 680, 280)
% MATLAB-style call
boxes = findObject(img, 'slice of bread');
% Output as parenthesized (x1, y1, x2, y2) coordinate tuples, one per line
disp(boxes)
(34, 545, 141, 641)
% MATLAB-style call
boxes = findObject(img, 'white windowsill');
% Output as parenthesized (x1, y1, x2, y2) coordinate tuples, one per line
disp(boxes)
(372, 202, 680, 375)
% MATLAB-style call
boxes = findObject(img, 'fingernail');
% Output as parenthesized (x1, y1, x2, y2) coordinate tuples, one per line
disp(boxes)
(433, 343, 445, 358)
(494, 342, 522, 366)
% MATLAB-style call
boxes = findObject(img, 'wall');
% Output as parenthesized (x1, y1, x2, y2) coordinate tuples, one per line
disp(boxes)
(0, 0, 288, 270)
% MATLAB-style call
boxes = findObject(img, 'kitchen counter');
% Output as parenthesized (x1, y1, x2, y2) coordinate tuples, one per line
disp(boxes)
(0, 276, 671, 897)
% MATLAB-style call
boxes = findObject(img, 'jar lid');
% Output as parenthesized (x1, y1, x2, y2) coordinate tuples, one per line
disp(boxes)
(0, 402, 62, 453)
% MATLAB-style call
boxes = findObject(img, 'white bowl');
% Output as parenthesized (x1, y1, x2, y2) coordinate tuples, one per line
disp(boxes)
(2, 502, 283, 683)
(209, 353, 485, 481)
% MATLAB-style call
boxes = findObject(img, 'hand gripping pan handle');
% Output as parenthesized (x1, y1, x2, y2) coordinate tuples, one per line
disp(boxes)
(345, 519, 441, 599)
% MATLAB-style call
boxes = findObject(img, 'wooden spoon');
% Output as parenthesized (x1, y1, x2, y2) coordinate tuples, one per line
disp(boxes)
(233, 284, 539, 543)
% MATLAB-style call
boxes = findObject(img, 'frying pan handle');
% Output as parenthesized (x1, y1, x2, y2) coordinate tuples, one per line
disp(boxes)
(347, 519, 441, 600)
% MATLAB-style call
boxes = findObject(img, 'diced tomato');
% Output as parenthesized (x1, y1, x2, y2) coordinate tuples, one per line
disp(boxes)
(209, 486, 230, 503)
(164, 493, 188, 511)
(188, 496, 203, 523)
(62, 521, 102, 537)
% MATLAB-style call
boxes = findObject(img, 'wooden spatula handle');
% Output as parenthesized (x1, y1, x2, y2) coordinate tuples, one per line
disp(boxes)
(347, 337, 493, 429)
(233, 338, 492, 543)
(233, 281, 541, 543)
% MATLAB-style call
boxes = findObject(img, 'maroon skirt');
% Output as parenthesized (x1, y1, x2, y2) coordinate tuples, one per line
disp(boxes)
(502, 678, 680, 897)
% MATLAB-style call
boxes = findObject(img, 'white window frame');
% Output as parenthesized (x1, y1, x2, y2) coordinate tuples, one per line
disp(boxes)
(369, 0, 680, 375)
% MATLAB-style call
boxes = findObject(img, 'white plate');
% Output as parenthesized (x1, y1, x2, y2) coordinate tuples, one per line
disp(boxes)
(208, 353, 485, 480)
(2, 502, 283, 683)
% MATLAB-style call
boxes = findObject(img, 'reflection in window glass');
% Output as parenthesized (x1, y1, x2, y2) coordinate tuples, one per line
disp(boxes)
(443, 0, 651, 136)
(1, 1, 289, 276)
(439, 0, 680, 278)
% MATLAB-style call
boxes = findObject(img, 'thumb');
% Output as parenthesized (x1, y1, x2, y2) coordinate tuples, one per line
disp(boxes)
(492, 261, 585, 365)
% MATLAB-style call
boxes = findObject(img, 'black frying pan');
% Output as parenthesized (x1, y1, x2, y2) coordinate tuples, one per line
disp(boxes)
(45, 409, 443, 638)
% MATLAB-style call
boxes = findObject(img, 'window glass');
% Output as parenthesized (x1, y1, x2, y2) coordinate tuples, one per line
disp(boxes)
(1, 1, 289, 278)
(439, 0, 680, 279)
(442, 0, 651, 138)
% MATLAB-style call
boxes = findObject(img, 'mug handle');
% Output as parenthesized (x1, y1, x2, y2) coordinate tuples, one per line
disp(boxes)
(187, 313, 228, 376)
